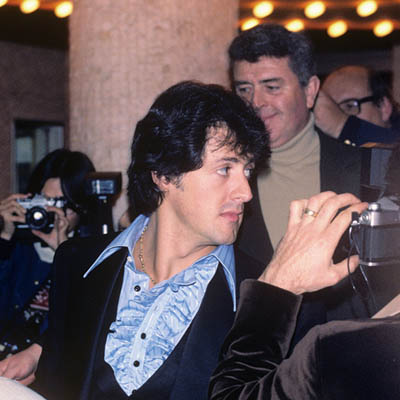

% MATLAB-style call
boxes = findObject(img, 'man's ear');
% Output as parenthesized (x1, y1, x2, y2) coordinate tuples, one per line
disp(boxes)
(151, 171, 169, 191)
(305, 75, 320, 109)
(378, 96, 393, 124)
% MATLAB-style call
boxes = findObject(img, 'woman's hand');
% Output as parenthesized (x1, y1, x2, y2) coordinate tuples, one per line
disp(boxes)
(0, 194, 29, 241)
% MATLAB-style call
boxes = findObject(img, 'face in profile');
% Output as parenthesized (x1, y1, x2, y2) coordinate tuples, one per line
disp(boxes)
(233, 56, 319, 149)
(155, 127, 254, 251)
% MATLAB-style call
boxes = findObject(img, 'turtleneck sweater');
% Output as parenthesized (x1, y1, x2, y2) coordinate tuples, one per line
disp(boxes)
(257, 114, 320, 249)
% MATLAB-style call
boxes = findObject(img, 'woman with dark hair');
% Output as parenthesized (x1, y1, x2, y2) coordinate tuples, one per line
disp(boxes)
(0, 149, 95, 384)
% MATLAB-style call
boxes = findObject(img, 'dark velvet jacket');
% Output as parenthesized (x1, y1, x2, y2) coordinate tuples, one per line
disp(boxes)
(35, 234, 265, 400)
(210, 279, 400, 400)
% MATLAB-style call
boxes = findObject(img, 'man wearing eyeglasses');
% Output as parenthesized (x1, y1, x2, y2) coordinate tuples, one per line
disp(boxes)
(315, 65, 400, 146)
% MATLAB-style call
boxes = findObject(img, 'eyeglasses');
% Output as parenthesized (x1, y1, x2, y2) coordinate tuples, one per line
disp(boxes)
(338, 96, 377, 116)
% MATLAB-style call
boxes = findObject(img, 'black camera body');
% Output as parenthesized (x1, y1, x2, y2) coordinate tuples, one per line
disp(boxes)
(351, 202, 400, 266)
(85, 172, 122, 198)
(16, 194, 66, 232)
(84, 172, 122, 235)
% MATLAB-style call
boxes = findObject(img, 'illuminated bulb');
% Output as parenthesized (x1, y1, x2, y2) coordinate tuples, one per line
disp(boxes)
(357, 0, 378, 17)
(253, 1, 274, 18)
(327, 20, 348, 38)
(285, 19, 305, 32)
(241, 18, 260, 31)
(374, 20, 394, 37)
(54, 1, 73, 18)
(304, 1, 326, 19)
(20, 0, 40, 14)
(0, 0, 8, 8)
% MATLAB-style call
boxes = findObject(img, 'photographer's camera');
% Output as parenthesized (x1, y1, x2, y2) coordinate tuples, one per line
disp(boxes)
(16, 194, 66, 233)
(351, 202, 400, 266)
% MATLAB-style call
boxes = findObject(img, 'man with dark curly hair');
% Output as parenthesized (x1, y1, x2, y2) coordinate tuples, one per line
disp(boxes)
(35, 81, 270, 400)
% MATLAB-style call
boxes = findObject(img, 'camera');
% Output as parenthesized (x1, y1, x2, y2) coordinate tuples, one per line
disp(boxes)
(350, 202, 400, 266)
(84, 172, 122, 235)
(85, 172, 122, 198)
(16, 194, 66, 232)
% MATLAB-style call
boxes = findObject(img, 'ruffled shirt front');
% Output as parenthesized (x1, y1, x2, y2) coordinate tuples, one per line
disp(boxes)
(84, 214, 236, 395)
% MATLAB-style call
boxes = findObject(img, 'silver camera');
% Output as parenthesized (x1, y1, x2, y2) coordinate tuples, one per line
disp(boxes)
(16, 194, 66, 232)
(351, 202, 400, 266)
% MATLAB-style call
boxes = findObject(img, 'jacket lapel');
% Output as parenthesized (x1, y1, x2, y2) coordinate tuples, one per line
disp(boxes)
(78, 247, 128, 399)
(236, 176, 274, 265)
(318, 129, 361, 197)
(169, 265, 234, 399)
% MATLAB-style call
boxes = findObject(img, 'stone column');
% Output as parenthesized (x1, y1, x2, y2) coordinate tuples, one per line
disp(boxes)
(69, 0, 239, 221)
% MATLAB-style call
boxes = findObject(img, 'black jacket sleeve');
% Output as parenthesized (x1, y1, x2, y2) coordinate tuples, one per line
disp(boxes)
(209, 279, 322, 400)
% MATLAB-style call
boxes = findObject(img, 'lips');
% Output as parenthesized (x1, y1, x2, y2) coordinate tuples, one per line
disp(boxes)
(221, 211, 243, 222)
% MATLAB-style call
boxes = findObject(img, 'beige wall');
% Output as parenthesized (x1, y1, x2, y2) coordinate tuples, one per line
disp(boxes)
(68, 0, 239, 220)
(0, 41, 67, 200)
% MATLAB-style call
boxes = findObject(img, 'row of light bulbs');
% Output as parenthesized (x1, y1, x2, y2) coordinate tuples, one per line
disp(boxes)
(0, 0, 73, 18)
(242, 0, 396, 38)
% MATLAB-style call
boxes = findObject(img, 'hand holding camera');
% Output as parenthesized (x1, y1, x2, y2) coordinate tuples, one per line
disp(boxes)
(30, 203, 71, 251)
(0, 193, 29, 241)
(0, 193, 75, 250)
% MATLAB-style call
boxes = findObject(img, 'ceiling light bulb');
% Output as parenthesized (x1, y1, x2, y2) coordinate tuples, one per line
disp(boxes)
(20, 0, 40, 14)
(304, 1, 326, 19)
(357, 0, 378, 17)
(241, 18, 260, 31)
(253, 1, 274, 18)
(285, 19, 305, 32)
(0, 0, 8, 8)
(327, 20, 348, 38)
(55, 1, 73, 18)
(373, 20, 394, 37)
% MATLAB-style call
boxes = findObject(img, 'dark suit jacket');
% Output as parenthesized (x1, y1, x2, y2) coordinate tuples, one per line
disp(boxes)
(209, 279, 400, 400)
(35, 234, 265, 400)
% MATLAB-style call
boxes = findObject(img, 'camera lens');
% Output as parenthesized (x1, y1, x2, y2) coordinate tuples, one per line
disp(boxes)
(25, 207, 49, 231)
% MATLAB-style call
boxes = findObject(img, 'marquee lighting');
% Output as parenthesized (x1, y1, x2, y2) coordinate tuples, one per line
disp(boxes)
(373, 20, 394, 37)
(253, 1, 274, 18)
(327, 20, 348, 38)
(241, 18, 260, 31)
(54, 1, 73, 18)
(0, 0, 8, 7)
(285, 19, 305, 32)
(304, 1, 326, 19)
(20, 0, 40, 14)
(357, 0, 378, 17)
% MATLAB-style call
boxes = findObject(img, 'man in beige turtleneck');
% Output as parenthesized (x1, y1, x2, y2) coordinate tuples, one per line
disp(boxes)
(228, 24, 367, 322)
(229, 23, 362, 256)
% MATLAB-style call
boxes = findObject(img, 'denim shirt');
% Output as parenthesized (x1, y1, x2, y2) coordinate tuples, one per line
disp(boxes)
(84, 214, 236, 395)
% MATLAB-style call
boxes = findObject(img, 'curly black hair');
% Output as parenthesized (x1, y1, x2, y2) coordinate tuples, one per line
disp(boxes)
(127, 81, 270, 216)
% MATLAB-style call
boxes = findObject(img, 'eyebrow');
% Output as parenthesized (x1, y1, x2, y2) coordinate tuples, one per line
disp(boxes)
(234, 77, 282, 86)
(217, 156, 254, 166)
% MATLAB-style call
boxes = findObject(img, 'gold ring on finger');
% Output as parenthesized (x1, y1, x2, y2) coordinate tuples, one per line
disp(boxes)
(304, 208, 318, 218)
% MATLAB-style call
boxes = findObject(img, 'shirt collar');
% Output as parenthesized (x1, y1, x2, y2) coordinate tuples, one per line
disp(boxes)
(83, 214, 148, 278)
(83, 215, 237, 310)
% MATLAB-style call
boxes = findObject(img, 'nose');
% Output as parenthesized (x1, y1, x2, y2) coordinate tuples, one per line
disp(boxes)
(251, 87, 266, 110)
(234, 173, 253, 204)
